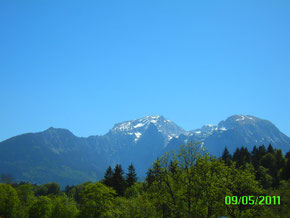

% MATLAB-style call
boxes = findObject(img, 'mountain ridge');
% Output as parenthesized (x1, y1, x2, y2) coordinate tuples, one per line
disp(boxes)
(0, 114, 289, 187)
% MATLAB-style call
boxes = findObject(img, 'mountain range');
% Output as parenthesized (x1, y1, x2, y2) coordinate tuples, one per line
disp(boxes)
(0, 115, 289, 187)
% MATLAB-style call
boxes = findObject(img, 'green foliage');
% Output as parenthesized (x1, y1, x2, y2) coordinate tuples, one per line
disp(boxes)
(124, 182, 142, 199)
(16, 183, 36, 217)
(0, 183, 20, 218)
(256, 166, 273, 189)
(258, 180, 290, 217)
(126, 163, 137, 187)
(46, 182, 61, 195)
(221, 147, 232, 166)
(267, 144, 275, 154)
(65, 182, 90, 204)
(1, 142, 289, 217)
(28, 196, 53, 218)
(102, 164, 128, 196)
(102, 165, 113, 187)
(115, 193, 158, 217)
(282, 152, 290, 180)
(35, 182, 61, 196)
(50, 194, 79, 218)
(79, 182, 117, 217)
(112, 164, 126, 196)
(224, 164, 263, 217)
(233, 146, 251, 168)
(35, 185, 49, 196)
(145, 142, 263, 217)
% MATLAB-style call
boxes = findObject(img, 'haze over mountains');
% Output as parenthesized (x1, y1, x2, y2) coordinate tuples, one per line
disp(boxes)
(0, 115, 289, 187)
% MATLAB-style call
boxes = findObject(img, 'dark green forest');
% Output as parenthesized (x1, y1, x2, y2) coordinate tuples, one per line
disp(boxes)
(0, 142, 289, 217)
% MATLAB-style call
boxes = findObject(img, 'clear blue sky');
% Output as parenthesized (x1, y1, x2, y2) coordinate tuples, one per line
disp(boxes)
(1, 0, 290, 141)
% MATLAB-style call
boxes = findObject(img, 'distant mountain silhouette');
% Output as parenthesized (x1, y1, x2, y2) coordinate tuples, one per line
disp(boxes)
(0, 115, 289, 187)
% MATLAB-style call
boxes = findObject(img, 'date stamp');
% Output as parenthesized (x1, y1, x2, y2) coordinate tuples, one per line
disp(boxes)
(225, 196, 280, 205)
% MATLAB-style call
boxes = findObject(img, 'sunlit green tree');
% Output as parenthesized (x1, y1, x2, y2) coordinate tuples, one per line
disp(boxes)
(79, 182, 117, 217)
(28, 196, 53, 218)
(0, 184, 20, 218)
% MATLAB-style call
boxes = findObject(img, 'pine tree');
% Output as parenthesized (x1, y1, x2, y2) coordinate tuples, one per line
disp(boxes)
(169, 160, 178, 174)
(103, 166, 113, 187)
(275, 149, 285, 170)
(145, 160, 162, 188)
(261, 153, 278, 187)
(221, 147, 232, 166)
(112, 164, 126, 196)
(145, 168, 155, 187)
(126, 163, 137, 187)
(251, 145, 267, 169)
(285, 150, 290, 159)
(258, 145, 267, 156)
(251, 145, 259, 169)
(281, 155, 290, 180)
(233, 147, 251, 168)
(267, 144, 275, 154)
(241, 147, 251, 164)
(281, 150, 290, 180)
(233, 148, 241, 168)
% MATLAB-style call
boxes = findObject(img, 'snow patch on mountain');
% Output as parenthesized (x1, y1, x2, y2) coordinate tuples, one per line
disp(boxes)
(235, 115, 245, 121)
(134, 123, 144, 128)
(110, 115, 186, 143)
(134, 132, 142, 142)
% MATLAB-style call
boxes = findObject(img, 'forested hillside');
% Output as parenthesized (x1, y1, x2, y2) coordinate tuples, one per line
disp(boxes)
(1, 142, 289, 217)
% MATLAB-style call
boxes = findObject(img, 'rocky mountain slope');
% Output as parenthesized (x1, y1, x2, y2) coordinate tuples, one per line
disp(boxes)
(0, 115, 289, 187)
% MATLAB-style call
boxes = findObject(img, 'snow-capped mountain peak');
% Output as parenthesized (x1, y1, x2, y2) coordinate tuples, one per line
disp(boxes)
(110, 115, 186, 142)
(189, 123, 218, 138)
(218, 115, 259, 129)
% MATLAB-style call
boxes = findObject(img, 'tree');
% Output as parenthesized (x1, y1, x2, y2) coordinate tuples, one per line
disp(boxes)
(112, 164, 126, 196)
(103, 166, 113, 187)
(285, 150, 290, 159)
(0, 184, 20, 218)
(267, 144, 275, 154)
(66, 182, 90, 204)
(260, 180, 290, 217)
(79, 182, 117, 217)
(35, 185, 49, 196)
(115, 192, 158, 217)
(261, 153, 278, 187)
(251, 145, 260, 169)
(126, 163, 137, 187)
(241, 147, 251, 163)
(233, 148, 241, 166)
(282, 155, 290, 180)
(169, 160, 178, 174)
(233, 147, 251, 168)
(16, 183, 36, 217)
(29, 196, 53, 218)
(45, 182, 61, 195)
(275, 149, 285, 170)
(258, 145, 267, 157)
(145, 168, 155, 188)
(51, 195, 79, 218)
(256, 166, 273, 189)
(145, 142, 263, 217)
(35, 182, 60, 196)
(124, 182, 142, 199)
(221, 147, 232, 166)
(146, 160, 162, 183)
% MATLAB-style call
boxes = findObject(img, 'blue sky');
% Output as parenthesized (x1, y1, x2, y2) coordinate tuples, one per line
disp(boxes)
(1, 0, 290, 141)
